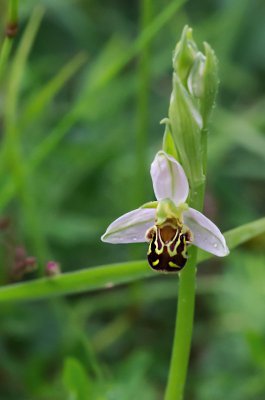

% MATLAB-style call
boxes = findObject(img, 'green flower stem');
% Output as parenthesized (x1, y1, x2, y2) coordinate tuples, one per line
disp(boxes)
(165, 83, 209, 398)
(0, 39, 12, 81)
(164, 182, 205, 400)
(0, 0, 19, 81)
(165, 250, 197, 400)
(9, 0, 19, 22)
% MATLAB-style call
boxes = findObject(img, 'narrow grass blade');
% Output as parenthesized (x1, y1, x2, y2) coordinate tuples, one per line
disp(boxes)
(0, 260, 152, 302)
(20, 52, 87, 128)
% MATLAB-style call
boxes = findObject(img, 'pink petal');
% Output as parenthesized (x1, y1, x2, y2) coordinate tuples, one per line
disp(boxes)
(101, 208, 156, 244)
(150, 151, 189, 205)
(183, 208, 229, 256)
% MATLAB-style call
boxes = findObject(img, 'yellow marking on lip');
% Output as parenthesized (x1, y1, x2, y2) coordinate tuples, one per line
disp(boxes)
(169, 261, 178, 268)
(147, 243, 152, 255)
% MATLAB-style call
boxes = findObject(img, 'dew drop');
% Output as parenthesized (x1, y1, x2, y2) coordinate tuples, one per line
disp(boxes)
(213, 243, 218, 248)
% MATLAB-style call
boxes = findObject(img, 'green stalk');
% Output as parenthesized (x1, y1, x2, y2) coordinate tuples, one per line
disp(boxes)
(164, 182, 205, 400)
(0, 0, 19, 81)
(9, 0, 18, 22)
(165, 103, 207, 400)
(0, 39, 12, 80)
(165, 124, 208, 399)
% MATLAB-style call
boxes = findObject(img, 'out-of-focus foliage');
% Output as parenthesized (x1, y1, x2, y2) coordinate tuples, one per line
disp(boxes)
(0, 0, 264, 399)
(195, 252, 265, 400)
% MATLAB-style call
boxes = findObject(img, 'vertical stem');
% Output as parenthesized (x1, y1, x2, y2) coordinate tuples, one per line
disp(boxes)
(164, 102, 209, 398)
(0, 0, 19, 81)
(165, 249, 197, 400)
(164, 180, 205, 400)
(135, 0, 152, 205)
(9, 0, 19, 22)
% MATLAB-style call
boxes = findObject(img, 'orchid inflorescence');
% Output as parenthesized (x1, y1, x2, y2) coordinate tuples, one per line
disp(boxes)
(101, 151, 229, 272)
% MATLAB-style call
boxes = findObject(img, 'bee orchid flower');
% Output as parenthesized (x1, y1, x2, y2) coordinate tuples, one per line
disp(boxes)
(101, 151, 229, 272)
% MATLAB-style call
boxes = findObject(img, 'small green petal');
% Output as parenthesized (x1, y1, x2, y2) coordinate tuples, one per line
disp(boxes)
(141, 201, 158, 209)
(172, 25, 198, 85)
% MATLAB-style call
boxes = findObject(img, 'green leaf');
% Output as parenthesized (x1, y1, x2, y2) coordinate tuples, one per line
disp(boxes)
(0, 260, 152, 303)
(222, 217, 265, 250)
(5, 6, 44, 130)
(20, 52, 87, 128)
(63, 357, 92, 400)
(0, 217, 264, 303)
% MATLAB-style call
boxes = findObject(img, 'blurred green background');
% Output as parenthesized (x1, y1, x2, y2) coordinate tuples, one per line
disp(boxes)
(0, 0, 264, 399)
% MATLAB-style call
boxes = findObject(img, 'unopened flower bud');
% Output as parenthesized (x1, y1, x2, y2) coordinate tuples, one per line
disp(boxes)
(169, 74, 203, 186)
(187, 52, 206, 98)
(187, 43, 218, 123)
(173, 26, 198, 85)
(45, 261, 61, 277)
(166, 26, 219, 188)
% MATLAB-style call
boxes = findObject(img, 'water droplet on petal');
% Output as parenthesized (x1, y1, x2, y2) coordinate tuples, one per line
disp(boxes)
(213, 243, 218, 248)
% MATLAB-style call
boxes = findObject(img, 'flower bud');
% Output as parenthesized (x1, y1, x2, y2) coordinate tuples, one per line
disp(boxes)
(45, 261, 61, 277)
(166, 26, 219, 189)
(169, 74, 203, 186)
(187, 43, 218, 124)
(187, 52, 206, 99)
(173, 26, 198, 85)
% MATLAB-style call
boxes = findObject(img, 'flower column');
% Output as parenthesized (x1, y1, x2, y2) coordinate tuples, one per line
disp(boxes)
(164, 26, 218, 400)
